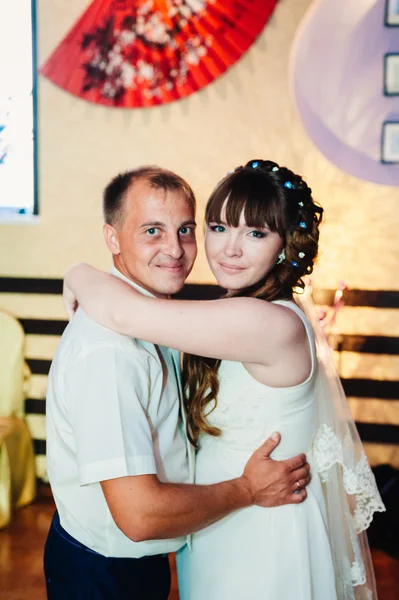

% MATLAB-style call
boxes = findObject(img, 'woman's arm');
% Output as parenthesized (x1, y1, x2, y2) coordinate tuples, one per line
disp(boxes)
(64, 263, 304, 364)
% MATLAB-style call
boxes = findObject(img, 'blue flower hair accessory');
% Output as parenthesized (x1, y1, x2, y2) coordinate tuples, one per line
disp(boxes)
(284, 181, 294, 189)
(299, 221, 307, 229)
(251, 161, 259, 169)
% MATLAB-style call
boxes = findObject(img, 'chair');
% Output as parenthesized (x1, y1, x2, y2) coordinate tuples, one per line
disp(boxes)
(0, 311, 36, 528)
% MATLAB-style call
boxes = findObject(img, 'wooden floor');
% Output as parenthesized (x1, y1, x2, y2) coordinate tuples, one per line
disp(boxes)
(1, 487, 398, 600)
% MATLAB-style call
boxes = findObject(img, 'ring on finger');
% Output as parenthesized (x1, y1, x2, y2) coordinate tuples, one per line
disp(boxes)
(293, 481, 301, 494)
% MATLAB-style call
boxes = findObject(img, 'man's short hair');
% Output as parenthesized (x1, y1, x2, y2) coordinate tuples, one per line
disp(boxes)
(103, 166, 196, 226)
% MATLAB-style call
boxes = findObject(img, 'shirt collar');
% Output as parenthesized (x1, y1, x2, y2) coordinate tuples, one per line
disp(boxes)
(110, 265, 156, 299)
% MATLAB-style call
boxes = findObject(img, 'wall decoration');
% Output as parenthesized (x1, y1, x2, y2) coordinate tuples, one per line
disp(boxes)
(384, 53, 399, 95)
(290, 0, 399, 186)
(40, 0, 279, 108)
(385, 0, 399, 26)
(381, 121, 399, 163)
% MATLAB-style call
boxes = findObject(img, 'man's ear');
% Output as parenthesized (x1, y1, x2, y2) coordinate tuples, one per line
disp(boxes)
(103, 223, 121, 255)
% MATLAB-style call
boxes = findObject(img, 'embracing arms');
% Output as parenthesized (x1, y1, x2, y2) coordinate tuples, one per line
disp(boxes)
(64, 263, 305, 364)
(65, 279, 311, 543)
(67, 340, 310, 543)
(102, 435, 310, 542)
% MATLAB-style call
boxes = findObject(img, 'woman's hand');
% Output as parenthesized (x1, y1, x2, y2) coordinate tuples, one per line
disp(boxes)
(63, 262, 89, 320)
(63, 277, 79, 320)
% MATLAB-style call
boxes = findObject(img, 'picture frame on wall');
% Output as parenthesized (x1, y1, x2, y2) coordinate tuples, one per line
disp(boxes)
(384, 54, 399, 95)
(381, 122, 399, 163)
(385, 0, 399, 26)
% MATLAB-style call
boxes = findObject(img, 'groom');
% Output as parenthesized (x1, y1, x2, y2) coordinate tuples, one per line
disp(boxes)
(44, 166, 311, 599)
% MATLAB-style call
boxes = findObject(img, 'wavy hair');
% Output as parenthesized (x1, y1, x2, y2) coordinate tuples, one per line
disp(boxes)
(183, 159, 323, 447)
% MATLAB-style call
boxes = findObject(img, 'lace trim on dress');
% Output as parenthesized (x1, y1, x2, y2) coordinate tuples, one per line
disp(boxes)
(313, 424, 385, 533)
(313, 424, 384, 593)
(351, 558, 366, 586)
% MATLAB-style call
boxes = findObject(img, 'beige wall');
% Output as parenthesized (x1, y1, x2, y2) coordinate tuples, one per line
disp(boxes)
(1, 0, 397, 286)
(0, 0, 398, 475)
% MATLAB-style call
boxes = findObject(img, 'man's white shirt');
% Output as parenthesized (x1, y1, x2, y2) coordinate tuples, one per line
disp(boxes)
(46, 267, 194, 558)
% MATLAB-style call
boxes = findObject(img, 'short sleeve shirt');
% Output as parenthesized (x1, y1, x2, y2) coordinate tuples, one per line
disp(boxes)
(46, 275, 191, 558)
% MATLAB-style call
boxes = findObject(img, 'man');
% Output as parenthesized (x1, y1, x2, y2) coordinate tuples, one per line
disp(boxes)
(44, 166, 310, 599)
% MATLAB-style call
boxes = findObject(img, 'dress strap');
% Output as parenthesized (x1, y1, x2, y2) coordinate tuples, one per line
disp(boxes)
(272, 299, 317, 381)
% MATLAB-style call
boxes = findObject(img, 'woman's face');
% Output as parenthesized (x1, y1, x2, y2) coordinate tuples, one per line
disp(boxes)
(204, 202, 283, 293)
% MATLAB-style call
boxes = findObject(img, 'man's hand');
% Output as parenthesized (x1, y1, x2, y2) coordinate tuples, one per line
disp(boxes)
(240, 432, 311, 507)
(101, 434, 310, 541)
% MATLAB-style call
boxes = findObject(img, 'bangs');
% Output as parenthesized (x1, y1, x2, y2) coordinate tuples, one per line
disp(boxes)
(205, 169, 285, 233)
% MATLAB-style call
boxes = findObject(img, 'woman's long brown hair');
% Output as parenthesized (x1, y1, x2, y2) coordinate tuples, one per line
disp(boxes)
(183, 160, 323, 448)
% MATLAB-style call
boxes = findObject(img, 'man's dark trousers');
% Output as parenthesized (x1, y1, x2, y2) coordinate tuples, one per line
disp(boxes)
(44, 512, 171, 599)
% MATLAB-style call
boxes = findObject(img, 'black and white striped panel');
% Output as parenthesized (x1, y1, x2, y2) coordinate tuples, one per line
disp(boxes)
(0, 277, 398, 479)
(0, 278, 65, 480)
(312, 288, 399, 467)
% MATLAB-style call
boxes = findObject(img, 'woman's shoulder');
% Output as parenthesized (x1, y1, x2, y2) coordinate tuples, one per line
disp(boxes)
(272, 299, 310, 325)
(241, 297, 310, 347)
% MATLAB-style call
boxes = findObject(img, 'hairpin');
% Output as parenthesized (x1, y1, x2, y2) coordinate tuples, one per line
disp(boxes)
(298, 201, 304, 207)
(299, 221, 307, 229)
(298, 252, 305, 258)
(251, 161, 259, 169)
(284, 181, 294, 189)
(272, 166, 279, 172)
(292, 261, 299, 267)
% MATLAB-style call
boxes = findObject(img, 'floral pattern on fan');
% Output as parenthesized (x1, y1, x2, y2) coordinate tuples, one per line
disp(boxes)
(40, 0, 279, 107)
(80, 1, 212, 102)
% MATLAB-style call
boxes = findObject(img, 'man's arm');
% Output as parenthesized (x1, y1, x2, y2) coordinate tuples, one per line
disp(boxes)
(66, 342, 310, 543)
(102, 433, 310, 542)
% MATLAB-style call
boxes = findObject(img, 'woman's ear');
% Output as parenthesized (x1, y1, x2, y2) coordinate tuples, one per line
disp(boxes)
(103, 223, 121, 255)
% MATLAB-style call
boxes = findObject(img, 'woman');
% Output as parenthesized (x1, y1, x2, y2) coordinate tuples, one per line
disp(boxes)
(63, 160, 383, 599)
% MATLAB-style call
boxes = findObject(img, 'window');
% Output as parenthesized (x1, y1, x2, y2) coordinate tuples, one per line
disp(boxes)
(0, 0, 37, 217)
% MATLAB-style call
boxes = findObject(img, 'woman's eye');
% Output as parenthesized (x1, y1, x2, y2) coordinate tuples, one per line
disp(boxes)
(210, 225, 226, 233)
(249, 230, 266, 239)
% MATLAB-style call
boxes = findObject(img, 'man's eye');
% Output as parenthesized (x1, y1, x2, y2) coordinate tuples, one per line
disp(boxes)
(180, 227, 190, 235)
(147, 228, 158, 235)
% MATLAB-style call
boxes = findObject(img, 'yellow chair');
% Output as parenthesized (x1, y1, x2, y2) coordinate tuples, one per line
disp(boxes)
(0, 311, 36, 528)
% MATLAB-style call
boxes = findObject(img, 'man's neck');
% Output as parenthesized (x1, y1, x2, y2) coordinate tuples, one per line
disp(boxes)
(110, 264, 167, 299)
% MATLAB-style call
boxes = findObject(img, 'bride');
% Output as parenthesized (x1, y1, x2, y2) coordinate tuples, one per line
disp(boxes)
(63, 159, 384, 599)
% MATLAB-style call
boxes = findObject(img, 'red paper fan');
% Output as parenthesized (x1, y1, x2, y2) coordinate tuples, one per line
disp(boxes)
(40, 0, 279, 108)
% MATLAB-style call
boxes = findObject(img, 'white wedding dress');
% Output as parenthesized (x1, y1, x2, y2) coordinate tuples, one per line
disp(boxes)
(177, 300, 338, 600)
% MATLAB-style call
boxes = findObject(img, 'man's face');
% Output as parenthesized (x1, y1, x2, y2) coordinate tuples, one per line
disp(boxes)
(104, 179, 197, 297)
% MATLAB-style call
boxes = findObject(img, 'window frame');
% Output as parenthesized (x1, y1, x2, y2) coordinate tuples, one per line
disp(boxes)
(32, 0, 39, 216)
(0, 0, 39, 219)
